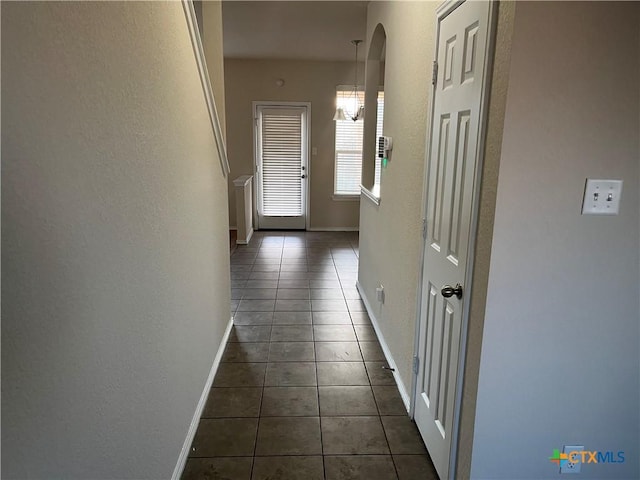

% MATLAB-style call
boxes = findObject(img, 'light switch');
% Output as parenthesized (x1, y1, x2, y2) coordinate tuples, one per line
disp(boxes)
(581, 179, 623, 215)
(312, 147, 318, 156)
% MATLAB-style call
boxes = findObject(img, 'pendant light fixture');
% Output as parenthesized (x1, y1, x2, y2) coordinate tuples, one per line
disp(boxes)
(334, 39, 364, 122)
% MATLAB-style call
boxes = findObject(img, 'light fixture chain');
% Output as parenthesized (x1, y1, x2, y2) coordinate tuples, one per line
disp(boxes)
(333, 40, 364, 122)
(354, 40, 358, 90)
(351, 39, 363, 121)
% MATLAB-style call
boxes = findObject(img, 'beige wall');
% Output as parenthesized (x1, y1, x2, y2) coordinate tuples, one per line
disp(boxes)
(1, 2, 231, 478)
(224, 59, 362, 230)
(470, 2, 640, 478)
(358, 1, 437, 397)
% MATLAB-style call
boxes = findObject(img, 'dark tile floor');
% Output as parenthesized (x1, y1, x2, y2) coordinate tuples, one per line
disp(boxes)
(183, 231, 439, 480)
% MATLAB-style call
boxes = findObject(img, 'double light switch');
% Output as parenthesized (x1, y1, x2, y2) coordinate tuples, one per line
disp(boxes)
(581, 179, 623, 215)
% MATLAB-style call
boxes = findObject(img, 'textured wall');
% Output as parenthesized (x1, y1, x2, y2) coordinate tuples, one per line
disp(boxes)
(1, 2, 231, 478)
(471, 2, 640, 478)
(358, 1, 437, 396)
(224, 58, 362, 230)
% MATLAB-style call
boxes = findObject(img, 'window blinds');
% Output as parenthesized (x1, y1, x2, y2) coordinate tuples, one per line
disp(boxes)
(334, 90, 385, 195)
(334, 90, 365, 195)
(260, 110, 303, 216)
(374, 91, 384, 187)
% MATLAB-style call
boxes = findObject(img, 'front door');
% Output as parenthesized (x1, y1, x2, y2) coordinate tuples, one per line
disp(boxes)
(414, 1, 494, 479)
(254, 103, 309, 230)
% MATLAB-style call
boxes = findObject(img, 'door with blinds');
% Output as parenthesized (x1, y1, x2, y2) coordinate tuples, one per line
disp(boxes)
(254, 104, 309, 230)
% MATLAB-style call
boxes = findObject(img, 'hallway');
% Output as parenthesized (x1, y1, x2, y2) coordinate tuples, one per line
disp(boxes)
(182, 231, 438, 479)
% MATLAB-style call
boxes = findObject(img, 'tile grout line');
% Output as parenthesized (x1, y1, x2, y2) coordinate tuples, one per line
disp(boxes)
(303, 235, 327, 478)
(248, 241, 261, 480)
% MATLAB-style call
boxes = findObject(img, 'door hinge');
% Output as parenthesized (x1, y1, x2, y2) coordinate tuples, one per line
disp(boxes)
(431, 61, 438, 86)
(413, 355, 420, 375)
(422, 218, 428, 240)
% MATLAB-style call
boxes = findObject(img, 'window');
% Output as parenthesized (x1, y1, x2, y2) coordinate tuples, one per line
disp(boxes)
(334, 89, 365, 196)
(334, 89, 385, 196)
(374, 91, 384, 188)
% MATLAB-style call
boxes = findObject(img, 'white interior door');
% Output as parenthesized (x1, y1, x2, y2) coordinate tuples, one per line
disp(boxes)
(414, 2, 493, 479)
(255, 104, 309, 230)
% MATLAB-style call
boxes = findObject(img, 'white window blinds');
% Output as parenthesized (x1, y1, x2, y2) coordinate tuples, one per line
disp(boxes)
(374, 91, 384, 187)
(334, 89, 385, 196)
(259, 109, 303, 216)
(334, 89, 365, 195)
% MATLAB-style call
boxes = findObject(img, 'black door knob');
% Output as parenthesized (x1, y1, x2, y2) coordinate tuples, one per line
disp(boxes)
(441, 283, 463, 299)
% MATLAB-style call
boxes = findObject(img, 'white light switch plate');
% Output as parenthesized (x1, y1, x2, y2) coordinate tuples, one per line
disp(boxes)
(581, 179, 623, 215)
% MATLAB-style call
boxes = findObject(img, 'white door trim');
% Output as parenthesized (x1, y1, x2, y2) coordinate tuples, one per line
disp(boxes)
(411, 1, 498, 478)
(252, 101, 311, 231)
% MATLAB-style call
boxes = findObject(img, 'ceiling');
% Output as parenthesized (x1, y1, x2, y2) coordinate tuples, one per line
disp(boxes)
(222, 1, 369, 62)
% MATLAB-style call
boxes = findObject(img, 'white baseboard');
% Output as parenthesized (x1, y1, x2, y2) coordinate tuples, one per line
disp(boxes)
(356, 281, 411, 412)
(236, 227, 254, 245)
(171, 316, 234, 480)
(306, 227, 359, 232)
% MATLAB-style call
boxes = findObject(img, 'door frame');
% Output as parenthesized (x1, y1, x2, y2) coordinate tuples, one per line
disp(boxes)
(410, 1, 498, 478)
(252, 101, 312, 231)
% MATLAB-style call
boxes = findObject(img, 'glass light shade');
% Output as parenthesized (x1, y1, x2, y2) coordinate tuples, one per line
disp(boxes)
(333, 107, 347, 121)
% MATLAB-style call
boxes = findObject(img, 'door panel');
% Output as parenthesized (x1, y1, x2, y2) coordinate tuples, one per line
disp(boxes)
(414, 2, 493, 479)
(255, 105, 308, 230)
